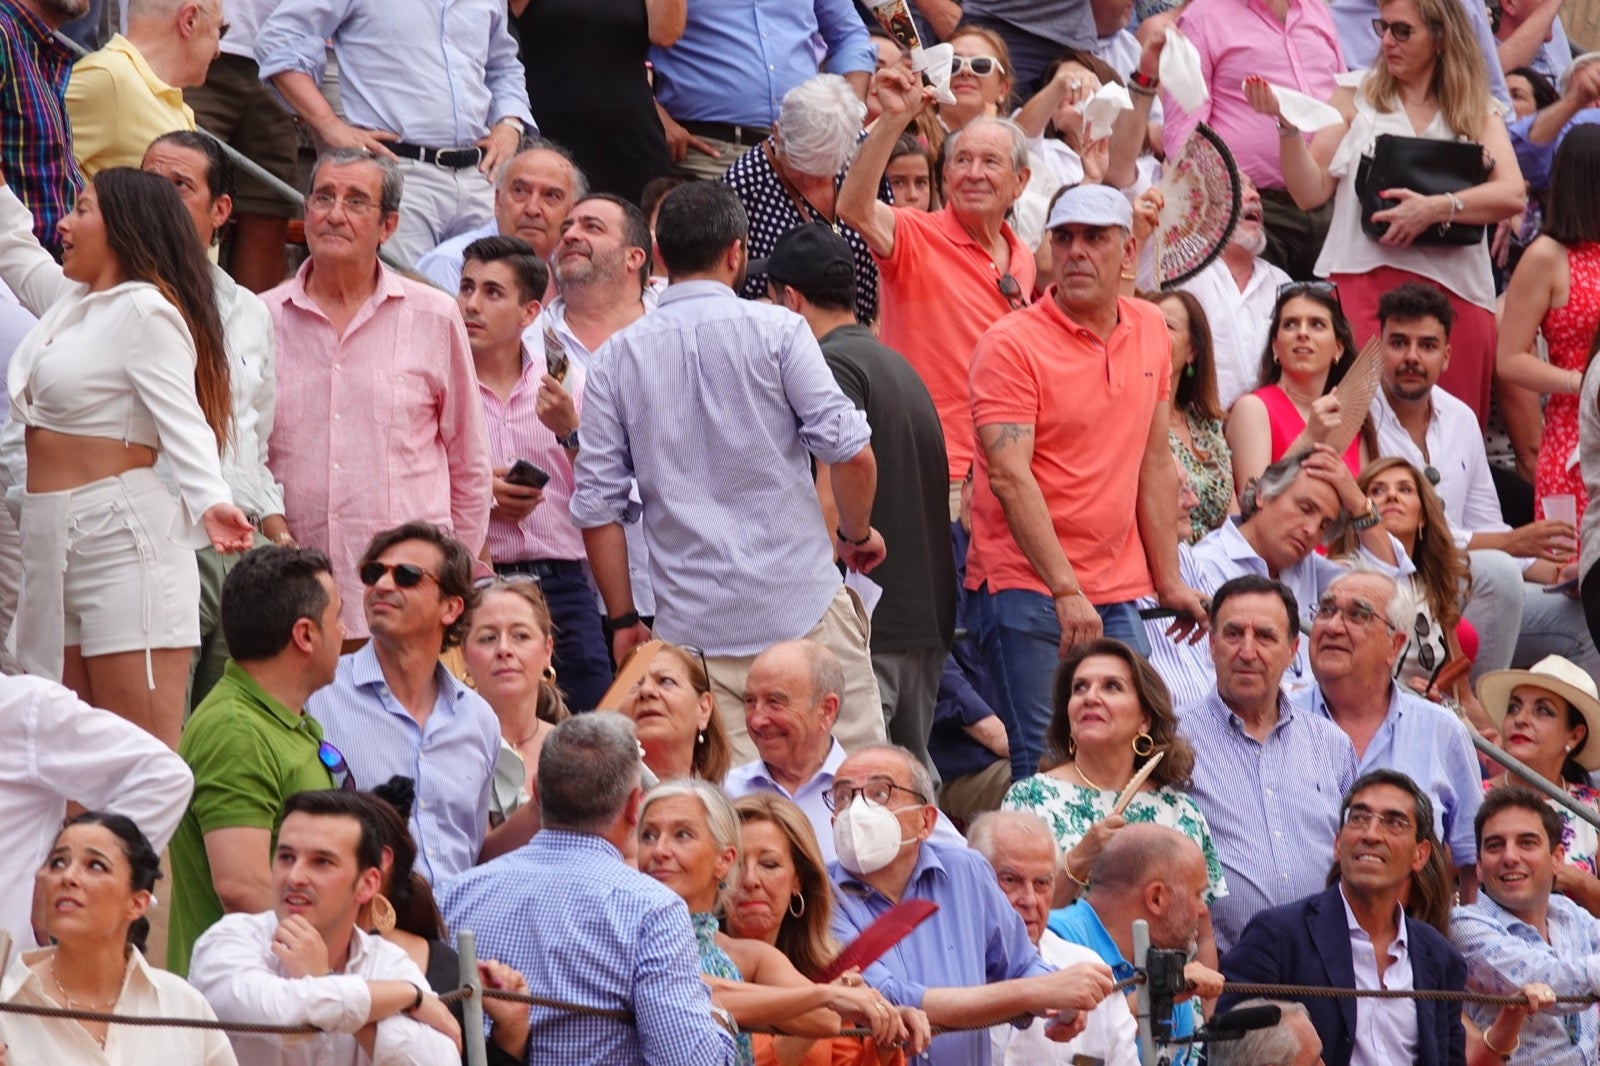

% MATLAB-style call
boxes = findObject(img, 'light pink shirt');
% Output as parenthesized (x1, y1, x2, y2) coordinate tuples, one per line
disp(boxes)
(1162, 0, 1345, 190)
(265, 260, 492, 637)
(478, 347, 586, 563)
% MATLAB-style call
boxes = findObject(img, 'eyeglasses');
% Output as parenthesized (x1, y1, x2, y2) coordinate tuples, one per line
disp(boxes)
(218, 19, 231, 39)
(1343, 804, 1415, 837)
(951, 55, 1005, 77)
(1313, 598, 1395, 631)
(823, 777, 928, 812)
(318, 741, 358, 791)
(997, 273, 1026, 310)
(1276, 279, 1342, 307)
(1370, 17, 1430, 41)
(679, 644, 710, 687)
(307, 192, 381, 216)
(359, 561, 439, 589)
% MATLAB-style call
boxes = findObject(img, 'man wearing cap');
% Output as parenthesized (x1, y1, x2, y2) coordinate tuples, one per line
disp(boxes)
(967, 183, 1208, 779)
(763, 222, 954, 781)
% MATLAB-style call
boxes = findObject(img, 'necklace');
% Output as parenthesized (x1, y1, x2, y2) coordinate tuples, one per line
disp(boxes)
(1074, 761, 1111, 791)
(48, 959, 116, 1048)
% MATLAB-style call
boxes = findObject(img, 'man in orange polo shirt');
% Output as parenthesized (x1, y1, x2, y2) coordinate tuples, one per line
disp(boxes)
(967, 184, 1208, 779)
(839, 65, 1034, 517)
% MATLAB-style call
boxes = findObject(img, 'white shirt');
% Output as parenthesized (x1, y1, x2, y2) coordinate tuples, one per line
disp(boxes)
(1179, 254, 1291, 412)
(990, 932, 1140, 1066)
(1, 947, 236, 1065)
(1369, 387, 1512, 547)
(0, 675, 192, 948)
(1342, 888, 1418, 1066)
(219, 0, 284, 60)
(189, 911, 456, 1066)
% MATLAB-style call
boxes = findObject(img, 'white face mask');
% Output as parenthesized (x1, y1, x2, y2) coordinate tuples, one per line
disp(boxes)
(833, 795, 914, 875)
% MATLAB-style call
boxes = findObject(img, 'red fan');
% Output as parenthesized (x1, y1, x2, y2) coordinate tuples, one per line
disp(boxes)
(818, 899, 939, 983)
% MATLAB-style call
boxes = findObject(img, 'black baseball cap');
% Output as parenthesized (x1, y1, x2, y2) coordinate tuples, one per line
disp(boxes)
(749, 222, 855, 291)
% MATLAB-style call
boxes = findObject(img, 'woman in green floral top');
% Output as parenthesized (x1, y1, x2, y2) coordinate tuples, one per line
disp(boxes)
(1001, 639, 1228, 967)
(1146, 291, 1235, 543)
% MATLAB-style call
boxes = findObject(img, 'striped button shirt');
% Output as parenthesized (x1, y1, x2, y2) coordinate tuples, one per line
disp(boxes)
(0, 0, 82, 256)
(570, 280, 871, 656)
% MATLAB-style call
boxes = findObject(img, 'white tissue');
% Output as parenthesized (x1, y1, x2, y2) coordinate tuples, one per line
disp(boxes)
(1079, 82, 1133, 142)
(910, 43, 958, 106)
(1158, 27, 1208, 114)
(1266, 83, 1344, 132)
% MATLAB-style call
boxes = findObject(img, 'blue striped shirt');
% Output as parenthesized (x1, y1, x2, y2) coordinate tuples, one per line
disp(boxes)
(307, 645, 498, 884)
(1176, 690, 1358, 953)
(438, 830, 737, 1066)
(570, 280, 872, 656)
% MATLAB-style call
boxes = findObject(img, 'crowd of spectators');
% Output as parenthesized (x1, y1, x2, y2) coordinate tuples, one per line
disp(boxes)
(0, 0, 1598, 1064)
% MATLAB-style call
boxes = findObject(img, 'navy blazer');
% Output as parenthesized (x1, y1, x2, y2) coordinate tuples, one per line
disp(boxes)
(1219, 884, 1466, 1066)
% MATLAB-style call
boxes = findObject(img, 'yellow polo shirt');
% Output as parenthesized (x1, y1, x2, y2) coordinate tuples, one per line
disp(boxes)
(66, 34, 196, 177)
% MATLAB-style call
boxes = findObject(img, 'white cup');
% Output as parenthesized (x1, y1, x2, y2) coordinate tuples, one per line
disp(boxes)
(1543, 493, 1578, 530)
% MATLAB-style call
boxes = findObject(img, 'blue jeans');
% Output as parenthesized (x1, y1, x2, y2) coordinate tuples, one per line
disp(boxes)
(981, 587, 1150, 781)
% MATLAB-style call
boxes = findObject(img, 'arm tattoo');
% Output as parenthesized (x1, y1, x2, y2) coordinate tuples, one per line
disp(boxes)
(989, 423, 1034, 449)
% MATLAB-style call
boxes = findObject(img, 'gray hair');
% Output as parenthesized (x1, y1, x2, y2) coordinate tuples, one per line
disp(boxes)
(538, 712, 641, 833)
(968, 811, 1060, 866)
(777, 74, 867, 179)
(846, 744, 936, 804)
(1240, 449, 1350, 542)
(641, 778, 742, 913)
(1325, 566, 1416, 633)
(943, 116, 1030, 174)
(1207, 1000, 1312, 1066)
(312, 148, 404, 215)
(500, 137, 590, 201)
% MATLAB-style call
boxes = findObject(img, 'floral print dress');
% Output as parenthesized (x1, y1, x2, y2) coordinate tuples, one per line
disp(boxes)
(693, 911, 754, 1066)
(1002, 774, 1230, 903)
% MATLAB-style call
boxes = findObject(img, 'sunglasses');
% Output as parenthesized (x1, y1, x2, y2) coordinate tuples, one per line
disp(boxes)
(951, 55, 1005, 77)
(358, 561, 439, 589)
(318, 741, 358, 791)
(473, 573, 539, 591)
(997, 273, 1026, 310)
(1370, 17, 1431, 41)
(1276, 279, 1342, 307)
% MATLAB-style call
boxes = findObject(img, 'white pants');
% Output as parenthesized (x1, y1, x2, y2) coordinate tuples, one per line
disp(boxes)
(387, 158, 495, 269)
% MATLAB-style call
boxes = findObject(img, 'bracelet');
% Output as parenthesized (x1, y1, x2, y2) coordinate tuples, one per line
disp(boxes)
(405, 982, 425, 1014)
(1571, 369, 1582, 394)
(1063, 858, 1091, 889)
(603, 610, 641, 636)
(1350, 503, 1381, 530)
(1277, 120, 1300, 137)
(1480, 1027, 1518, 1059)
(1128, 82, 1158, 97)
(836, 526, 871, 547)
(1129, 69, 1159, 90)
(1051, 585, 1084, 600)
(1440, 191, 1463, 233)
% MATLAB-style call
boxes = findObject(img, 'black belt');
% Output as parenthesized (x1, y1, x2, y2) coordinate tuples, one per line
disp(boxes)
(389, 142, 484, 169)
(681, 121, 771, 148)
(495, 558, 583, 580)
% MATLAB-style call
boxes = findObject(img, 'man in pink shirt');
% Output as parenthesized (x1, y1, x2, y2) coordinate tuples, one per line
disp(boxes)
(265, 148, 493, 645)
(1162, 0, 1345, 280)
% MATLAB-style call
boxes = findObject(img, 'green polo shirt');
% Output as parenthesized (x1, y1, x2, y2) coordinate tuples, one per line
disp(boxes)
(167, 662, 334, 975)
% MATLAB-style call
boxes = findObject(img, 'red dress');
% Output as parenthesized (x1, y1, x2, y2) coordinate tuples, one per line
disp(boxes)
(1536, 242, 1600, 522)
(1255, 384, 1362, 476)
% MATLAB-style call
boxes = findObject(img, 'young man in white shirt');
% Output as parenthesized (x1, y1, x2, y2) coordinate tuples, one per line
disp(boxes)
(1367, 281, 1599, 679)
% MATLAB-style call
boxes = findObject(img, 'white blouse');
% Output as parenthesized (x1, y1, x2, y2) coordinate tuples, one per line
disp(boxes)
(0, 947, 237, 1066)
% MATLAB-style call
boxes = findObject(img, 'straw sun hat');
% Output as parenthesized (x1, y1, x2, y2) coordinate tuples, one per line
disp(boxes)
(1477, 655, 1600, 772)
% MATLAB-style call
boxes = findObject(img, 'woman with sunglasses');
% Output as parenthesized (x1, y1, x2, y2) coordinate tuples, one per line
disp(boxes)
(918, 26, 1015, 158)
(1, 812, 235, 1063)
(1242, 0, 1525, 425)
(0, 168, 254, 751)
(620, 642, 733, 784)
(1225, 281, 1367, 491)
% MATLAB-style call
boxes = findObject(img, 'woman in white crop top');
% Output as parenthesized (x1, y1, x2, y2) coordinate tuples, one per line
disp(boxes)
(0, 167, 253, 749)
(1240, 0, 1525, 428)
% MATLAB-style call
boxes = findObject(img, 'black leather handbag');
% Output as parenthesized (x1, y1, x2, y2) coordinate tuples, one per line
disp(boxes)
(1355, 133, 1488, 246)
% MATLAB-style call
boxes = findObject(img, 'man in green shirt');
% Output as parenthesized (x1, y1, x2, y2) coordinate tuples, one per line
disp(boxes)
(168, 546, 346, 974)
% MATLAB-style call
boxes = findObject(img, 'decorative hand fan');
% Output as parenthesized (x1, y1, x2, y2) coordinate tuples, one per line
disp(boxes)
(1152, 122, 1241, 287)
(1323, 337, 1385, 457)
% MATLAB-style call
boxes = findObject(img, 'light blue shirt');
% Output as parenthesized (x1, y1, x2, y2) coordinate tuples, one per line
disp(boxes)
(438, 830, 737, 1066)
(649, 0, 874, 128)
(413, 219, 498, 294)
(1452, 892, 1600, 1066)
(830, 842, 1052, 1066)
(570, 280, 871, 656)
(308, 644, 499, 884)
(256, 0, 535, 146)
(1301, 682, 1482, 866)
(1328, 0, 1509, 107)
(1177, 690, 1359, 953)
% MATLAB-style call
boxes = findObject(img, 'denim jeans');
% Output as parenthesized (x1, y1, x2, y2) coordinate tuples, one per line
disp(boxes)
(980, 587, 1150, 780)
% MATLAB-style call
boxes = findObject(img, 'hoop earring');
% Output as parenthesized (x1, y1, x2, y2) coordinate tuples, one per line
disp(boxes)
(789, 893, 806, 918)
(542, 664, 557, 683)
(370, 893, 397, 935)
(1132, 732, 1155, 757)
(1066, 736, 1077, 758)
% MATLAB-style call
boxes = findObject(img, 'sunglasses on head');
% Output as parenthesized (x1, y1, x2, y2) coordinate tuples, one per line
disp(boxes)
(951, 55, 1004, 77)
(358, 561, 438, 589)
(318, 741, 358, 791)
(1370, 17, 1432, 41)
(1276, 279, 1341, 306)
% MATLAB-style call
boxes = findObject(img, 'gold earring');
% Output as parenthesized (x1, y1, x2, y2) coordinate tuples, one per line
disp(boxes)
(1132, 732, 1155, 757)
(542, 664, 557, 683)
(370, 893, 397, 935)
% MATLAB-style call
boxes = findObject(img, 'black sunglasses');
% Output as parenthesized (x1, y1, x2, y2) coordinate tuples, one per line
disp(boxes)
(997, 273, 1026, 311)
(358, 561, 438, 589)
(1276, 279, 1342, 307)
(1370, 17, 1430, 41)
(318, 741, 358, 791)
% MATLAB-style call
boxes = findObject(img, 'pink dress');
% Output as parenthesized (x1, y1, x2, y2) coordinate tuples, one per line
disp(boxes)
(1255, 384, 1362, 476)
(1537, 242, 1600, 522)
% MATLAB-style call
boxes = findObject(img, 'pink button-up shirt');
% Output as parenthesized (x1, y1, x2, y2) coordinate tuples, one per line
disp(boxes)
(1162, 0, 1345, 191)
(478, 347, 586, 564)
(265, 260, 492, 637)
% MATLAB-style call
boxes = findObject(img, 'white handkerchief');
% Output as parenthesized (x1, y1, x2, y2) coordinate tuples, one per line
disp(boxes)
(910, 43, 958, 106)
(1269, 83, 1343, 132)
(844, 570, 885, 620)
(1158, 26, 1208, 114)
(1079, 82, 1133, 142)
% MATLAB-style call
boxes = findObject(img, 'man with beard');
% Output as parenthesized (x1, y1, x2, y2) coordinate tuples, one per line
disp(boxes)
(1178, 175, 1293, 410)
(0, 0, 87, 253)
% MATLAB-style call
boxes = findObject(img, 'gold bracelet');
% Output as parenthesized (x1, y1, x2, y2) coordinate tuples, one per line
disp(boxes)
(1481, 1028, 1518, 1059)
(1063, 858, 1091, 889)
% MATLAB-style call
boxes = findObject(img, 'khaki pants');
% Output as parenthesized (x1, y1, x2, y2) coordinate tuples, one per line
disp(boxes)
(705, 586, 886, 765)
(938, 759, 1012, 833)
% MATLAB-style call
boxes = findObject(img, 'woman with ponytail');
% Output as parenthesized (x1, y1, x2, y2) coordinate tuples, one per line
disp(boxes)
(0, 166, 253, 749)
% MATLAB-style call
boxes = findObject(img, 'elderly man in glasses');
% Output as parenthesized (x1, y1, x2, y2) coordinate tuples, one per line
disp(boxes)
(1299, 570, 1484, 898)
(307, 522, 512, 886)
(826, 744, 1120, 1066)
(1220, 769, 1469, 1066)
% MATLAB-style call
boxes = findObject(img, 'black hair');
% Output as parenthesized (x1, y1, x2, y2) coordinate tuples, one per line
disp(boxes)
(1507, 66, 1558, 111)
(1341, 769, 1435, 843)
(221, 546, 335, 661)
(1544, 126, 1600, 246)
(363, 778, 446, 939)
(654, 182, 748, 277)
(572, 191, 655, 286)
(1257, 285, 1359, 394)
(462, 234, 549, 303)
(1376, 280, 1455, 334)
(357, 522, 480, 649)
(60, 811, 162, 954)
(147, 129, 236, 202)
(282, 790, 386, 872)
(1475, 784, 1564, 853)
(1208, 574, 1302, 640)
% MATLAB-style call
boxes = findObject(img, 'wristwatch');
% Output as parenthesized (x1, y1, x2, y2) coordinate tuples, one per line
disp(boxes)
(1350, 503, 1382, 530)
(556, 426, 579, 450)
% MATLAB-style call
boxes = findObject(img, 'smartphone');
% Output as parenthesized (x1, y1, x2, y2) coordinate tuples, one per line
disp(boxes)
(505, 459, 551, 489)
